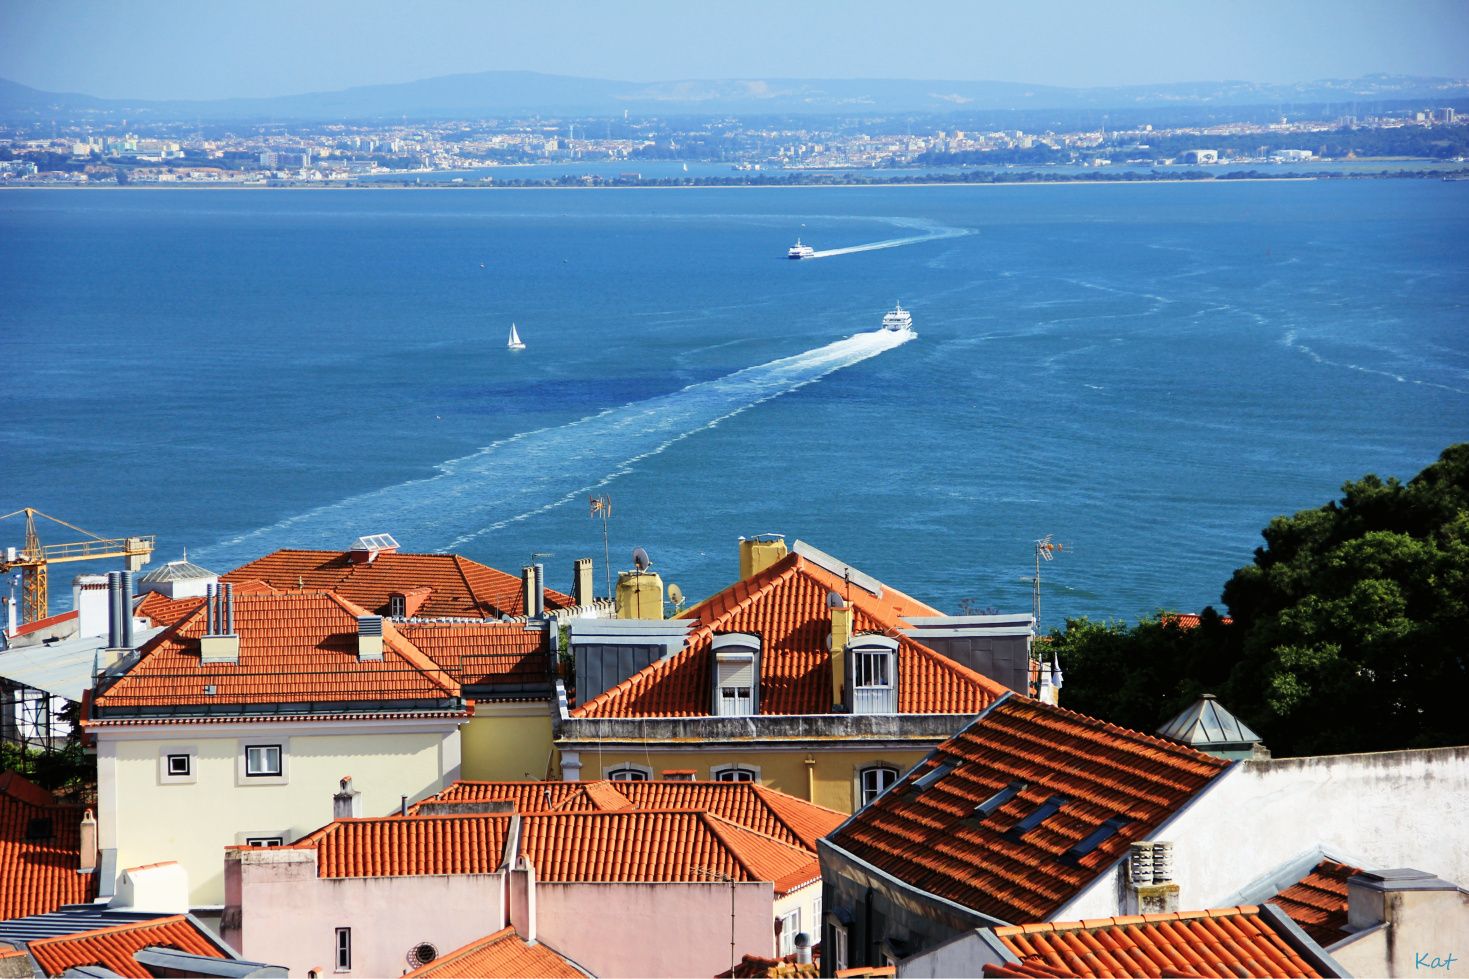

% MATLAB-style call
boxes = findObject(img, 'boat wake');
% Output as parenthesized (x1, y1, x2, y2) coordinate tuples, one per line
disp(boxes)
(804, 222, 969, 259)
(1282, 330, 1469, 396)
(194, 328, 915, 567)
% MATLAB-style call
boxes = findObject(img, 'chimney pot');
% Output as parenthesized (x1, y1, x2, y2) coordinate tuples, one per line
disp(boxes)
(333, 775, 363, 819)
(199, 583, 240, 664)
(78, 809, 98, 874)
(794, 932, 813, 965)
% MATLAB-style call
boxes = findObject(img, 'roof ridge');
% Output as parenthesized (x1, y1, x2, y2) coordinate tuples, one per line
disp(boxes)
(698, 812, 762, 883)
(1002, 695, 1231, 767)
(27, 913, 190, 946)
(748, 783, 846, 841)
(700, 811, 819, 856)
(997, 906, 1255, 937)
(322, 592, 461, 699)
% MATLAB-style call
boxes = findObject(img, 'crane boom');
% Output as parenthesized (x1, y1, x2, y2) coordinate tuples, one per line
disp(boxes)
(0, 508, 154, 626)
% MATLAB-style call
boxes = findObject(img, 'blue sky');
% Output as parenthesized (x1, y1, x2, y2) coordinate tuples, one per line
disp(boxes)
(4, 0, 1468, 100)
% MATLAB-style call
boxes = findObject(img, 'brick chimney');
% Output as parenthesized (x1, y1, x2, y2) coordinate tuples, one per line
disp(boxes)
(573, 558, 595, 606)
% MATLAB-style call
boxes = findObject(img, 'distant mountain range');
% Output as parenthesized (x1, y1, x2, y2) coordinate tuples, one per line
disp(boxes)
(4, 72, 1468, 122)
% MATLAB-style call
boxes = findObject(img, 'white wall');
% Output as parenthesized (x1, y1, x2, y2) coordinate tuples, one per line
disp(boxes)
(1061, 746, 1469, 920)
(97, 717, 463, 907)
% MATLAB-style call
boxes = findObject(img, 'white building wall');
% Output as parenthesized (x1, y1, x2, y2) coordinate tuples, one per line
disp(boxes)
(1060, 746, 1469, 920)
(97, 717, 464, 908)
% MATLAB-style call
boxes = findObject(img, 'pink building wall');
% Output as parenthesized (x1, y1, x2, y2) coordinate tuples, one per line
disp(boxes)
(536, 881, 775, 979)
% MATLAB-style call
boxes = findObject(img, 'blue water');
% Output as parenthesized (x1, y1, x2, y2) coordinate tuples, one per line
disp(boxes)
(2, 181, 1466, 626)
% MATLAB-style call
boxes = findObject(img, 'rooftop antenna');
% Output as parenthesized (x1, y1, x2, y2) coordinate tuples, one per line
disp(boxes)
(589, 495, 612, 599)
(1027, 535, 1066, 634)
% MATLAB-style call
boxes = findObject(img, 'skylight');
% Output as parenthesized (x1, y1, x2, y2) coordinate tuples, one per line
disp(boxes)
(970, 781, 1027, 820)
(1062, 816, 1131, 863)
(1005, 794, 1068, 840)
(350, 533, 400, 551)
(912, 760, 957, 792)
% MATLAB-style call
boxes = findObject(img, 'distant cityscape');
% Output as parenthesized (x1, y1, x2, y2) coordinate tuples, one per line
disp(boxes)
(1, 102, 1464, 185)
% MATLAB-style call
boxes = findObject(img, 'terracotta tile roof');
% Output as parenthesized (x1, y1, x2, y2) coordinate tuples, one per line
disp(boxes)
(826, 695, 1231, 923)
(396, 621, 550, 687)
(134, 591, 204, 628)
(718, 952, 820, 978)
(0, 773, 97, 920)
(984, 963, 1076, 978)
(291, 809, 818, 892)
(1266, 859, 1360, 946)
(1161, 612, 1233, 630)
(91, 591, 461, 713)
(990, 907, 1325, 979)
(573, 553, 1008, 717)
(224, 548, 572, 618)
(10, 610, 76, 638)
(404, 927, 585, 978)
(411, 780, 846, 849)
(25, 914, 226, 978)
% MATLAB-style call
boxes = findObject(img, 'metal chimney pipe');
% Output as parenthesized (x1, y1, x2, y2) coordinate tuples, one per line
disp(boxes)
(119, 570, 134, 648)
(106, 572, 123, 649)
(205, 583, 217, 635)
(223, 582, 233, 635)
(533, 563, 545, 617)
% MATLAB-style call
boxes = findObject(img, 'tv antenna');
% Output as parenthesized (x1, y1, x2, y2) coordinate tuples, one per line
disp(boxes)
(1023, 535, 1067, 635)
(589, 495, 612, 599)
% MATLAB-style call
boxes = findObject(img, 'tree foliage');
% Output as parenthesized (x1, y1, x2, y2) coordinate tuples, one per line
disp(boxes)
(1050, 444, 1469, 756)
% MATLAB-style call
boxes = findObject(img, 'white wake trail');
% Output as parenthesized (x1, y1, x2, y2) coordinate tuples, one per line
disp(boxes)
(805, 223, 969, 259)
(194, 329, 914, 567)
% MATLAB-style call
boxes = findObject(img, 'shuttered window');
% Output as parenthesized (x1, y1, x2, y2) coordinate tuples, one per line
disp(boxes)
(715, 651, 757, 716)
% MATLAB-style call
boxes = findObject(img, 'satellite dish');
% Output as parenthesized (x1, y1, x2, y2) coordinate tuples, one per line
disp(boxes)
(668, 583, 685, 607)
(632, 547, 651, 571)
(827, 590, 846, 608)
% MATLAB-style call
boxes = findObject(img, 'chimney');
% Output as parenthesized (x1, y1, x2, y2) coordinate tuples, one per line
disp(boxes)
(534, 563, 545, 617)
(73, 574, 110, 639)
(521, 566, 547, 618)
(794, 932, 813, 965)
(573, 558, 594, 606)
(509, 856, 537, 944)
(79, 809, 97, 874)
(615, 570, 664, 620)
(333, 776, 362, 819)
(119, 571, 134, 648)
(357, 615, 384, 661)
(199, 583, 239, 664)
(1125, 839, 1179, 914)
(739, 535, 787, 580)
(829, 593, 852, 710)
(105, 572, 127, 651)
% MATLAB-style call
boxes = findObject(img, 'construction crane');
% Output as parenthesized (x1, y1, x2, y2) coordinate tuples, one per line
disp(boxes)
(0, 508, 155, 626)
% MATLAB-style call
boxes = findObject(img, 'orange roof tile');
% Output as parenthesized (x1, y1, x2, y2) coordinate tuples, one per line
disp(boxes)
(1161, 612, 1233, 630)
(396, 621, 550, 688)
(0, 773, 97, 920)
(827, 695, 1231, 923)
(291, 808, 818, 891)
(574, 553, 1007, 718)
(718, 951, 820, 978)
(91, 591, 461, 714)
(134, 591, 205, 629)
(411, 780, 846, 849)
(1266, 859, 1359, 946)
(404, 926, 586, 978)
(991, 907, 1325, 979)
(224, 548, 572, 618)
(25, 914, 226, 979)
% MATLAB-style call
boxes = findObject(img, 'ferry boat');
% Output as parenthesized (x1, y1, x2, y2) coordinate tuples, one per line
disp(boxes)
(881, 303, 914, 333)
(507, 323, 526, 351)
(787, 238, 815, 260)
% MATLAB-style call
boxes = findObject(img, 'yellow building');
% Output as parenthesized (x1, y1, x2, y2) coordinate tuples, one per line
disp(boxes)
(555, 538, 1032, 812)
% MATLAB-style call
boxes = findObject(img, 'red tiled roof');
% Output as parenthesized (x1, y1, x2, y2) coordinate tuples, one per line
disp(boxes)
(91, 591, 460, 711)
(1161, 612, 1233, 630)
(396, 621, 549, 687)
(404, 927, 585, 978)
(25, 915, 226, 979)
(827, 695, 1231, 923)
(0, 773, 97, 920)
(134, 591, 203, 628)
(291, 809, 818, 892)
(224, 549, 572, 618)
(991, 907, 1325, 979)
(1266, 859, 1360, 946)
(411, 780, 846, 849)
(573, 553, 1007, 717)
(10, 610, 77, 638)
(718, 951, 820, 978)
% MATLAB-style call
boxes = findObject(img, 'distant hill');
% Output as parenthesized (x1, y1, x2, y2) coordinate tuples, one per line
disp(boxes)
(3, 71, 1468, 123)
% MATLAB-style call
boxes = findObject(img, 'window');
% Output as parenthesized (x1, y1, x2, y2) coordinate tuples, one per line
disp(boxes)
(971, 781, 1027, 820)
(606, 765, 650, 782)
(245, 836, 284, 847)
(831, 923, 848, 972)
(849, 639, 898, 714)
(335, 928, 351, 972)
(859, 765, 899, 807)
(777, 908, 800, 956)
(166, 754, 191, 777)
(1006, 794, 1069, 840)
(389, 594, 406, 618)
(713, 642, 758, 717)
(713, 765, 758, 783)
(718, 684, 754, 716)
(245, 744, 282, 777)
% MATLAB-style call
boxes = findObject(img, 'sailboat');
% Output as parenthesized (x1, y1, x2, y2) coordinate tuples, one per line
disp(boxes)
(507, 323, 526, 351)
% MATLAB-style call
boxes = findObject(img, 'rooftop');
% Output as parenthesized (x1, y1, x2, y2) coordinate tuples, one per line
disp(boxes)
(395, 620, 550, 691)
(0, 911, 231, 979)
(1265, 859, 1361, 947)
(1157, 694, 1262, 749)
(0, 773, 97, 921)
(90, 591, 462, 719)
(409, 779, 846, 850)
(403, 927, 587, 978)
(573, 550, 1007, 718)
(224, 547, 572, 619)
(825, 694, 1231, 923)
(138, 559, 217, 583)
(985, 906, 1332, 979)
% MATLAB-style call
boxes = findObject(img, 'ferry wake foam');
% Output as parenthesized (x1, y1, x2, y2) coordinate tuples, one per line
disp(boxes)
(195, 328, 914, 565)
(805, 221, 969, 260)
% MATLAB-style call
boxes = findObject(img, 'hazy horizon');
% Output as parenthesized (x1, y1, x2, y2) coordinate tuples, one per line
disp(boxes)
(4, 0, 1468, 103)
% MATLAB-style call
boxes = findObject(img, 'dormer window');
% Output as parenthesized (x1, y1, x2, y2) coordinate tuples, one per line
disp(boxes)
(711, 633, 760, 717)
(388, 594, 406, 618)
(847, 635, 899, 714)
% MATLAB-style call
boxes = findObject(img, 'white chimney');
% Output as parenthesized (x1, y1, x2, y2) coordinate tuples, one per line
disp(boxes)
(73, 574, 110, 639)
(333, 776, 362, 819)
(79, 809, 97, 874)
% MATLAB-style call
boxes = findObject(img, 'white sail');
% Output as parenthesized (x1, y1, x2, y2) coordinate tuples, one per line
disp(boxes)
(507, 323, 526, 350)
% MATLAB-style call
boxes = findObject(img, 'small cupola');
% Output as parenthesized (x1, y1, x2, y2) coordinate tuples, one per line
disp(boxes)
(1156, 693, 1268, 759)
(137, 551, 218, 600)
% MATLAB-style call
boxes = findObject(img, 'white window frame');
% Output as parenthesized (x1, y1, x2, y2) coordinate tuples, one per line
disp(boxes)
(158, 745, 197, 785)
(245, 836, 284, 847)
(830, 920, 848, 973)
(389, 594, 406, 618)
(857, 764, 899, 808)
(335, 927, 351, 972)
(777, 908, 800, 956)
(711, 763, 761, 783)
(713, 646, 758, 717)
(605, 764, 652, 782)
(237, 738, 289, 786)
(851, 645, 896, 714)
(246, 744, 283, 777)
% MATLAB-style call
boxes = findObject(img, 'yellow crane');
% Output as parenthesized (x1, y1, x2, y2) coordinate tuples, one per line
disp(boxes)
(0, 508, 155, 626)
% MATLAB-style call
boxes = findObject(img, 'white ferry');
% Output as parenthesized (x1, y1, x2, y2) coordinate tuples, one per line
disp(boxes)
(881, 303, 914, 333)
(787, 238, 815, 260)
